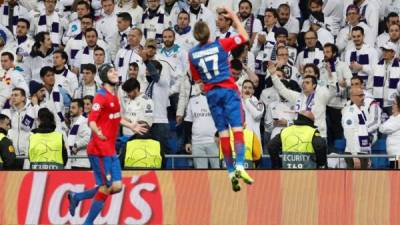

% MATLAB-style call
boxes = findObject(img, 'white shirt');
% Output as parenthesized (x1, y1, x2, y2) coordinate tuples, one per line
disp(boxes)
(66, 115, 91, 168)
(343, 0, 380, 39)
(336, 22, 374, 54)
(265, 100, 295, 138)
(342, 103, 370, 153)
(189, 5, 217, 40)
(242, 95, 264, 141)
(121, 93, 154, 135)
(114, 46, 147, 88)
(379, 114, 400, 160)
(258, 0, 300, 18)
(184, 94, 217, 145)
(151, 55, 171, 124)
(323, 0, 344, 35)
(316, 27, 334, 46)
(54, 68, 79, 98)
(116, 4, 144, 27)
(96, 11, 118, 44)
(276, 16, 300, 34)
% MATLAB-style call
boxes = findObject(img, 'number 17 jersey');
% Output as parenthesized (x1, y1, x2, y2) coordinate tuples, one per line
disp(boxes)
(189, 35, 246, 91)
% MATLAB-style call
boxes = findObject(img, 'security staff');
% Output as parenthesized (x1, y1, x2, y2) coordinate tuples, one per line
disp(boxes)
(219, 128, 262, 169)
(267, 111, 327, 169)
(28, 108, 67, 170)
(0, 114, 16, 170)
(120, 121, 164, 169)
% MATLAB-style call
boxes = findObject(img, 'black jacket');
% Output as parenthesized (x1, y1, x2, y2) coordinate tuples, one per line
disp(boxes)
(30, 127, 68, 166)
(0, 128, 16, 170)
(267, 114, 327, 169)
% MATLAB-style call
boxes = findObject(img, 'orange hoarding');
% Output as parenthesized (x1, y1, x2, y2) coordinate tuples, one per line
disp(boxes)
(0, 171, 399, 224)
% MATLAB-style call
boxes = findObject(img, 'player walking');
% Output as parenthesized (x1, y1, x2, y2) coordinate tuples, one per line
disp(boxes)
(188, 7, 253, 192)
(67, 64, 147, 225)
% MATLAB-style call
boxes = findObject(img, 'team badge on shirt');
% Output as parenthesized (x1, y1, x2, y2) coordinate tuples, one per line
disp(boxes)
(234, 36, 241, 44)
(92, 103, 100, 111)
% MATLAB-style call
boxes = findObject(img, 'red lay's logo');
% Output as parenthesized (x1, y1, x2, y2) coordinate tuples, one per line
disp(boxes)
(17, 171, 163, 225)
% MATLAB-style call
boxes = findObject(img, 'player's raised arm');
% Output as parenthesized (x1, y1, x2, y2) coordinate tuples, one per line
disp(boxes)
(219, 6, 249, 42)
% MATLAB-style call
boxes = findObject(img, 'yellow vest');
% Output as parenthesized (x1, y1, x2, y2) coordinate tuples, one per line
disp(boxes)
(219, 129, 262, 168)
(125, 139, 162, 168)
(29, 131, 63, 169)
(0, 133, 4, 164)
(281, 125, 316, 169)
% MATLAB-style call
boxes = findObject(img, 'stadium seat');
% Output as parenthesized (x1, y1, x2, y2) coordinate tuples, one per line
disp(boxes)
(334, 139, 346, 153)
(371, 139, 389, 169)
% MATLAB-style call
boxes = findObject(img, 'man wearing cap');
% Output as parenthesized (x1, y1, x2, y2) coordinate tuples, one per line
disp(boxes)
(370, 42, 400, 116)
(308, 11, 334, 46)
(67, 63, 147, 225)
(337, 4, 374, 54)
(267, 110, 327, 169)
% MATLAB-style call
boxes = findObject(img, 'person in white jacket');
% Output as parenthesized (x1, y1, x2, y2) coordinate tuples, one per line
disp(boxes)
(1, 87, 36, 169)
(379, 95, 400, 168)
(242, 80, 264, 141)
(66, 99, 91, 169)
(342, 87, 371, 169)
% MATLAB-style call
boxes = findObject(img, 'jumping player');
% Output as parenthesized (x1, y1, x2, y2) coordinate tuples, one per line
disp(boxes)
(188, 7, 253, 192)
(67, 64, 147, 225)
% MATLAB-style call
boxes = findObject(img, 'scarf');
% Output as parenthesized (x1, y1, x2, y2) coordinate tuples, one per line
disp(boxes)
(142, 6, 165, 45)
(160, 44, 180, 57)
(372, 58, 400, 107)
(174, 25, 191, 35)
(349, 47, 370, 81)
(355, 105, 370, 152)
(37, 12, 61, 46)
(242, 13, 255, 37)
(303, 47, 323, 66)
(1, 3, 19, 34)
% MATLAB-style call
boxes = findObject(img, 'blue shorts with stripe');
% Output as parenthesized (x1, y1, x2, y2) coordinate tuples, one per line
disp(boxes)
(89, 155, 122, 187)
(206, 87, 244, 132)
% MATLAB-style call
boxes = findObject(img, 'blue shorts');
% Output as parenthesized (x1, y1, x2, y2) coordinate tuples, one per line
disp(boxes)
(89, 155, 122, 187)
(206, 87, 244, 132)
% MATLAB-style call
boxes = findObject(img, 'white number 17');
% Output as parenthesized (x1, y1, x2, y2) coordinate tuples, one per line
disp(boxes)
(199, 54, 220, 79)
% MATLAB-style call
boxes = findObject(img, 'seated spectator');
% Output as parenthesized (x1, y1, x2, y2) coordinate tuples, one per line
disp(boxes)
(379, 95, 400, 169)
(120, 121, 163, 169)
(0, 114, 15, 170)
(28, 108, 67, 170)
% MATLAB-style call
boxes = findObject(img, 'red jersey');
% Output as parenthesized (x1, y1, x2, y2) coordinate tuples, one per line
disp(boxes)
(87, 87, 121, 156)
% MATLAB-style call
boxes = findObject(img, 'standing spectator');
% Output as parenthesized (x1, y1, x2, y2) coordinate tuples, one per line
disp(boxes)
(53, 50, 79, 100)
(115, 28, 147, 85)
(242, 80, 264, 141)
(301, 0, 337, 36)
(0, 114, 15, 170)
(0, 52, 29, 94)
(82, 95, 93, 115)
(109, 12, 132, 60)
(308, 12, 334, 46)
(342, 87, 371, 169)
(187, 0, 216, 40)
(62, 0, 91, 44)
(40, 66, 67, 133)
(120, 78, 153, 136)
(73, 64, 100, 99)
(96, 0, 118, 44)
(32, 0, 67, 48)
(258, 0, 300, 20)
(371, 42, 400, 116)
(1, 88, 36, 169)
(379, 95, 400, 169)
(28, 108, 67, 170)
(336, 5, 374, 54)
(237, 0, 262, 45)
(322, 0, 343, 35)
(140, 0, 168, 47)
(21, 32, 54, 83)
(380, 23, 400, 56)
(184, 92, 220, 169)
(72, 28, 109, 74)
(344, 26, 378, 84)
(276, 4, 300, 39)
(215, 12, 237, 40)
(321, 43, 352, 151)
(64, 15, 95, 65)
(376, 12, 399, 49)
(15, 18, 34, 63)
(295, 31, 324, 74)
(173, 10, 197, 52)
(163, 0, 181, 28)
(0, 0, 30, 35)
(116, 0, 143, 27)
(343, 0, 380, 39)
(67, 99, 91, 169)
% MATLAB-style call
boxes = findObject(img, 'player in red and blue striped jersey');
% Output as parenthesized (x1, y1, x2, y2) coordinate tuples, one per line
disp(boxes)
(188, 7, 253, 192)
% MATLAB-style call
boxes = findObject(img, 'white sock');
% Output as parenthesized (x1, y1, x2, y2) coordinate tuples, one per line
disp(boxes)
(228, 172, 235, 179)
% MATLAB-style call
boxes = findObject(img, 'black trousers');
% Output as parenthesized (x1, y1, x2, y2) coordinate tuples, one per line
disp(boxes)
(326, 106, 344, 152)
